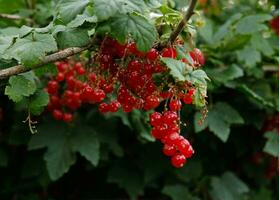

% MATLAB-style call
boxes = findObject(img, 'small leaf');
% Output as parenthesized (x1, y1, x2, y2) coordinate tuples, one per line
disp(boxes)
(5, 75, 37, 103)
(161, 58, 187, 81)
(0, 36, 13, 55)
(29, 90, 49, 116)
(187, 69, 210, 85)
(263, 131, 279, 157)
(236, 14, 272, 34)
(57, 0, 90, 23)
(67, 6, 97, 28)
(237, 46, 261, 67)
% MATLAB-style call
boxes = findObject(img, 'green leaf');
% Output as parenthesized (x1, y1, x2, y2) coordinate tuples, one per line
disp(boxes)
(4, 33, 57, 66)
(161, 58, 188, 81)
(162, 185, 199, 200)
(70, 126, 100, 166)
(29, 90, 49, 116)
(207, 102, 244, 142)
(109, 13, 157, 52)
(94, 0, 146, 21)
(210, 172, 249, 200)
(198, 19, 214, 45)
(0, 149, 8, 167)
(67, 11, 97, 28)
(187, 69, 210, 85)
(250, 34, 274, 57)
(194, 112, 208, 133)
(28, 122, 76, 180)
(5, 75, 37, 103)
(56, 27, 90, 48)
(263, 131, 279, 157)
(236, 14, 272, 34)
(206, 64, 244, 84)
(108, 161, 144, 200)
(130, 110, 154, 142)
(0, 36, 13, 55)
(174, 161, 203, 182)
(57, 0, 90, 23)
(237, 46, 261, 67)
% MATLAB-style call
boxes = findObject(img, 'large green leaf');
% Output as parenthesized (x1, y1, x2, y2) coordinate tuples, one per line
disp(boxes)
(250, 34, 274, 57)
(67, 6, 97, 28)
(263, 131, 279, 157)
(28, 122, 75, 180)
(57, 0, 90, 23)
(4, 33, 57, 66)
(109, 13, 157, 52)
(5, 74, 37, 103)
(187, 69, 210, 85)
(0, 36, 13, 55)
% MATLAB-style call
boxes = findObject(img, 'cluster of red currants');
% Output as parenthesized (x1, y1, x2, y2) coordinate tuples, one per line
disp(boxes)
(150, 111, 194, 168)
(270, 15, 279, 35)
(46, 37, 205, 168)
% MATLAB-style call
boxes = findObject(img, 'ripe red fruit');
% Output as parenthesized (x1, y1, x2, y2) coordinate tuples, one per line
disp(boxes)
(163, 111, 178, 124)
(161, 47, 177, 58)
(76, 67, 86, 75)
(189, 48, 205, 66)
(146, 48, 159, 61)
(56, 72, 65, 82)
(52, 109, 63, 120)
(63, 113, 73, 122)
(47, 81, 59, 95)
(144, 95, 160, 110)
(169, 99, 182, 111)
(92, 89, 106, 103)
(163, 144, 177, 156)
(171, 153, 186, 168)
(150, 112, 162, 126)
(109, 100, 121, 112)
(99, 103, 109, 113)
(182, 94, 193, 104)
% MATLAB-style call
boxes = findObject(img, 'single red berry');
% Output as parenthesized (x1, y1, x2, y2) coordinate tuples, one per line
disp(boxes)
(47, 81, 59, 95)
(146, 48, 159, 61)
(150, 112, 162, 127)
(161, 47, 177, 58)
(144, 95, 160, 110)
(163, 111, 178, 124)
(92, 89, 106, 103)
(189, 48, 205, 66)
(99, 103, 109, 113)
(76, 67, 86, 75)
(169, 99, 182, 111)
(52, 109, 63, 120)
(63, 113, 73, 122)
(109, 100, 121, 112)
(171, 153, 186, 168)
(56, 72, 65, 82)
(163, 144, 177, 157)
(182, 94, 193, 105)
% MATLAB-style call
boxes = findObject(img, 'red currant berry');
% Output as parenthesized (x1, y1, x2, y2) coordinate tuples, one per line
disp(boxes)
(163, 144, 177, 157)
(63, 113, 73, 122)
(169, 99, 182, 111)
(144, 95, 160, 110)
(52, 109, 63, 120)
(171, 153, 186, 168)
(150, 112, 162, 127)
(146, 48, 159, 61)
(161, 47, 177, 58)
(99, 103, 109, 113)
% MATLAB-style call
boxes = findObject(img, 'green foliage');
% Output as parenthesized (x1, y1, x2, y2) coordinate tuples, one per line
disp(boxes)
(263, 131, 279, 156)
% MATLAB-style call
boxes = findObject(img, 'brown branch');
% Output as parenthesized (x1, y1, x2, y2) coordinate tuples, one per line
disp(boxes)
(0, 13, 32, 22)
(161, 0, 198, 47)
(0, 46, 90, 80)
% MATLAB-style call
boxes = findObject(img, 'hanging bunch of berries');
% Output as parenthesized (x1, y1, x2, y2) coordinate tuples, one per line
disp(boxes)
(45, 37, 207, 168)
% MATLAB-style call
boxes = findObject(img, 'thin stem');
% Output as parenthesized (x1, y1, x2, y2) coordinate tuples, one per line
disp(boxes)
(161, 0, 198, 47)
(0, 13, 32, 22)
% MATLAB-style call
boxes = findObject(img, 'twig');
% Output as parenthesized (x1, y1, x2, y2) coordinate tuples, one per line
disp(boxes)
(161, 0, 198, 47)
(0, 45, 91, 80)
(0, 13, 32, 22)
